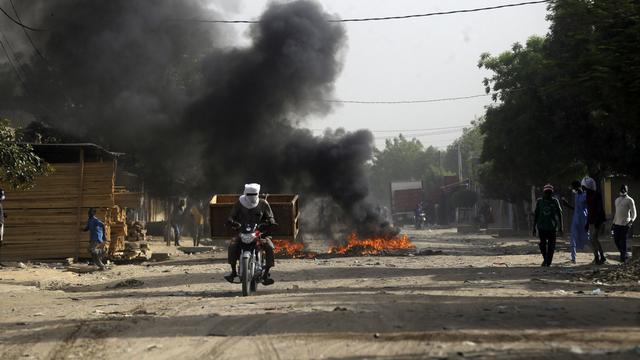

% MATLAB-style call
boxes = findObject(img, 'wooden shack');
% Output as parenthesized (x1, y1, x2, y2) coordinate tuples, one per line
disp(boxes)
(0, 143, 139, 261)
(209, 194, 299, 241)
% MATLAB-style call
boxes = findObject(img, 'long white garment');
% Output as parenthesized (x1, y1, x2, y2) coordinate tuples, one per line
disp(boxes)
(614, 194, 637, 226)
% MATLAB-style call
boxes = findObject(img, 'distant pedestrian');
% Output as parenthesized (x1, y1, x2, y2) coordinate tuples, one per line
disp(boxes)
(612, 184, 636, 263)
(82, 208, 106, 270)
(582, 176, 607, 264)
(562, 181, 589, 263)
(0, 188, 5, 247)
(533, 184, 563, 267)
(190, 203, 204, 247)
(170, 199, 186, 246)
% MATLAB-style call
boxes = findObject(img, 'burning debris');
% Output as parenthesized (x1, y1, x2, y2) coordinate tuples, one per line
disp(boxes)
(273, 239, 317, 259)
(273, 233, 420, 259)
(329, 234, 415, 256)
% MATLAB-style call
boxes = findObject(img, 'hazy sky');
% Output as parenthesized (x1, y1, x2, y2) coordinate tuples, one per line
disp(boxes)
(215, 0, 551, 149)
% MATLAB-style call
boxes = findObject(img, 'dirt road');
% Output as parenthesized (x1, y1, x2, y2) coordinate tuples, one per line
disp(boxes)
(1, 229, 639, 359)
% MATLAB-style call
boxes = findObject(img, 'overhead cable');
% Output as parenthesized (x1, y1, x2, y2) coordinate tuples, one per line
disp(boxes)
(323, 94, 487, 104)
(9, 0, 46, 60)
(170, 1, 549, 24)
(311, 125, 468, 133)
(0, 5, 44, 31)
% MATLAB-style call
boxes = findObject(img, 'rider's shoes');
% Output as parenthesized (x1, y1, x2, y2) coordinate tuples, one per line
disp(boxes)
(224, 273, 237, 283)
(262, 275, 275, 286)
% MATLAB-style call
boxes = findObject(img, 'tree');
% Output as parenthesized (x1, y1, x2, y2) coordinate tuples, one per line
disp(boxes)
(0, 119, 51, 189)
(478, 0, 640, 205)
(442, 120, 484, 181)
(369, 135, 449, 205)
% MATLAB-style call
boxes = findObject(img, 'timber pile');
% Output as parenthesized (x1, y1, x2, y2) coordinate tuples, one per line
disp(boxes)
(0, 161, 137, 260)
(105, 206, 127, 256)
(127, 221, 147, 242)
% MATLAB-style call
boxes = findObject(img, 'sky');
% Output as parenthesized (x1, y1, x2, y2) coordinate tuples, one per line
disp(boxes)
(212, 0, 551, 150)
(0, 1, 551, 150)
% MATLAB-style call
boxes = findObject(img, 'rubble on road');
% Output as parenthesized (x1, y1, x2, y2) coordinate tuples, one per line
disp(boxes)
(578, 259, 640, 284)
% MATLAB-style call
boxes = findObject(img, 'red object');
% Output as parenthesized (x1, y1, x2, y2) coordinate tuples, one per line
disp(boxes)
(392, 189, 422, 212)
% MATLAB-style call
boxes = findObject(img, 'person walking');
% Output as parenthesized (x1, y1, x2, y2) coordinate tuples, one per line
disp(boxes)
(190, 203, 204, 247)
(82, 208, 106, 270)
(0, 189, 5, 247)
(612, 184, 636, 263)
(582, 176, 607, 264)
(562, 181, 589, 263)
(170, 199, 186, 246)
(533, 184, 563, 267)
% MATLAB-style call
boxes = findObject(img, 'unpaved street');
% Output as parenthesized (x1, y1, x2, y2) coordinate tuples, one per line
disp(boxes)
(1, 229, 639, 359)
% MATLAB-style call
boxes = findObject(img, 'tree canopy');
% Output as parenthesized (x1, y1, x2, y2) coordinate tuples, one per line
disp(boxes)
(0, 119, 51, 189)
(478, 0, 640, 202)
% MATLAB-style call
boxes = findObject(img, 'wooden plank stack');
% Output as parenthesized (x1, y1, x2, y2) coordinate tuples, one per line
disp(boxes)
(0, 160, 138, 261)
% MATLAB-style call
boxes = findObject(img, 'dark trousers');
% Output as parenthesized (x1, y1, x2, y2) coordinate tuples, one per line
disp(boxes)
(90, 240, 106, 269)
(192, 222, 202, 246)
(228, 236, 275, 269)
(589, 224, 605, 261)
(538, 230, 557, 265)
(612, 225, 629, 261)
(171, 224, 181, 245)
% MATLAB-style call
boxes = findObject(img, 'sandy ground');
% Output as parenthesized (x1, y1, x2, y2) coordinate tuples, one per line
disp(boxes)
(1, 228, 639, 360)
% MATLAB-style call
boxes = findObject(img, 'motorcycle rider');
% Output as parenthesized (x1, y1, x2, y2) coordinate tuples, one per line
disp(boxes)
(224, 183, 277, 285)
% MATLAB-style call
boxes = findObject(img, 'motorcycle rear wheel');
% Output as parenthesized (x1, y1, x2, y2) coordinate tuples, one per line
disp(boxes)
(241, 258, 251, 296)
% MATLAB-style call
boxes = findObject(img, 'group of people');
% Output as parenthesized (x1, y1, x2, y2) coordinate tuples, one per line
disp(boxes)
(533, 177, 636, 267)
(168, 199, 206, 247)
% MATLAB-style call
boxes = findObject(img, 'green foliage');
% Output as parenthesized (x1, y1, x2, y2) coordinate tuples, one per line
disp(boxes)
(442, 120, 484, 181)
(369, 134, 449, 204)
(477, 0, 640, 201)
(0, 119, 51, 190)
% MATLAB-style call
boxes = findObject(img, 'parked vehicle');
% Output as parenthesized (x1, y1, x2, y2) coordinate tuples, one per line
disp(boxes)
(390, 181, 423, 225)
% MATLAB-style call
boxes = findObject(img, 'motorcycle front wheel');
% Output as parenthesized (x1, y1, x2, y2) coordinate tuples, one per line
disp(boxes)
(241, 257, 251, 296)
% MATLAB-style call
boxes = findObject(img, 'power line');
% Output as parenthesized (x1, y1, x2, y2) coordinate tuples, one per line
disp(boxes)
(323, 94, 487, 104)
(170, 1, 548, 24)
(311, 125, 468, 133)
(9, 0, 46, 61)
(373, 128, 464, 139)
(0, 5, 44, 31)
(0, 37, 27, 89)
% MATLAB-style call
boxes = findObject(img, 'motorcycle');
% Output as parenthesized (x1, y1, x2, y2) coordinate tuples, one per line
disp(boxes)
(235, 223, 268, 296)
(414, 211, 428, 229)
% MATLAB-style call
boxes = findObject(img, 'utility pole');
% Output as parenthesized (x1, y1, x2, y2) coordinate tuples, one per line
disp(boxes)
(457, 143, 463, 182)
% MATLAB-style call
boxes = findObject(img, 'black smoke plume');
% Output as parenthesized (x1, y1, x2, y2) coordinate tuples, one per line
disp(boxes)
(0, 0, 397, 238)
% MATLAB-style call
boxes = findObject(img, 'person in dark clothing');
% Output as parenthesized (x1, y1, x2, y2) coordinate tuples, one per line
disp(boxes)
(82, 208, 106, 270)
(581, 176, 607, 264)
(533, 184, 563, 267)
(170, 199, 186, 246)
(224, 183, 277, 285)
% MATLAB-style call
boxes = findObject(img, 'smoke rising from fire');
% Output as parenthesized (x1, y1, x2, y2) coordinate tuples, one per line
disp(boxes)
(0, 0, 396, 237)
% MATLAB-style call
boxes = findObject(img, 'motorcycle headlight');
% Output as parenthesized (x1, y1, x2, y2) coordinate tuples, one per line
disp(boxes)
(240, 233, 255, 244)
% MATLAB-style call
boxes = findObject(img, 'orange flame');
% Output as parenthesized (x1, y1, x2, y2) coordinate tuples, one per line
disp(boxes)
(329, 233, 415, 255)
(273, 239, 308, 258)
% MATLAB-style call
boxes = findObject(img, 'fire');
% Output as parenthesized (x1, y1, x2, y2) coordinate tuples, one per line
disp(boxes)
(273, 239, 313, 258)
(329, 233, 415, 255)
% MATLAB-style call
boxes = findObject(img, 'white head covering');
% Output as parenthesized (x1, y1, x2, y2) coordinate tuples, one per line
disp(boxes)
(239, 183, 261, 209)
(581, 176, 597, 191)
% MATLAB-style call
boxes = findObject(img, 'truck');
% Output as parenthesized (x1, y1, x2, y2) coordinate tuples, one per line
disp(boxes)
(390, 180, 424, 225)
